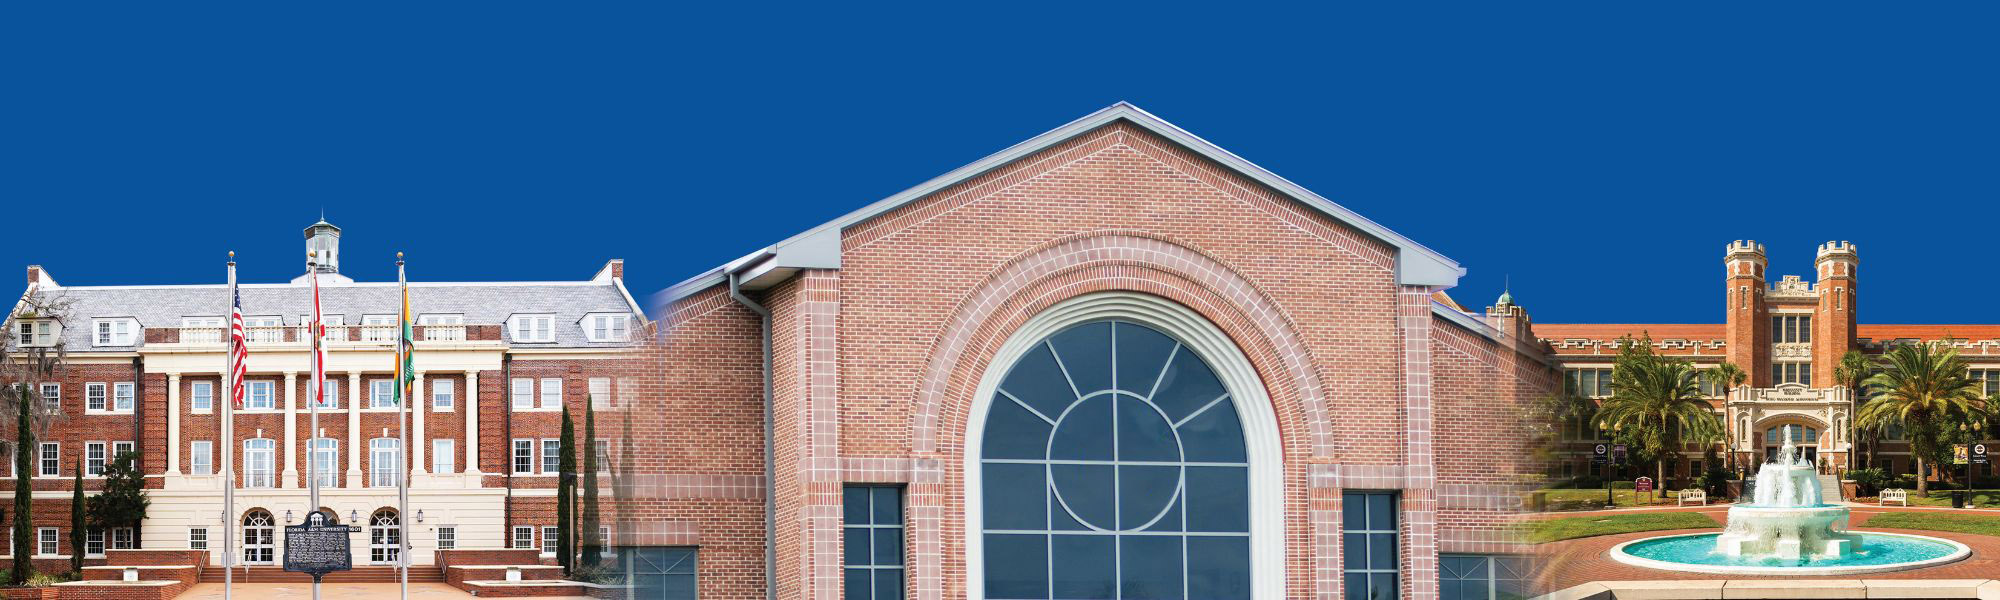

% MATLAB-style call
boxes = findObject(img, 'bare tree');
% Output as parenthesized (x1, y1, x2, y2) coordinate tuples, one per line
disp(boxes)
(2, 289, 76, 583)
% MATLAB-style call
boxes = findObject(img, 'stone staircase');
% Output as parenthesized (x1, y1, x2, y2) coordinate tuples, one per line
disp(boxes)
(196, 565, 443, 583)
(1818, 473, 1844, 502)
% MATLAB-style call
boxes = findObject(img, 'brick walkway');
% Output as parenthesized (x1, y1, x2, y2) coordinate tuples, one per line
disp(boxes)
(1536, 505, 2000, 592)
(177, 582, 506, 599)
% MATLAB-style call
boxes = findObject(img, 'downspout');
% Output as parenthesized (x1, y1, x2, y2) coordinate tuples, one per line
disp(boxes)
(503, 353, 513, 533)
(727, 270, 777, 600)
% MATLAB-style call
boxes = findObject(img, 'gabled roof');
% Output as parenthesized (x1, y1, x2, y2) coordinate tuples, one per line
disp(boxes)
(656, 102, 1465, 306)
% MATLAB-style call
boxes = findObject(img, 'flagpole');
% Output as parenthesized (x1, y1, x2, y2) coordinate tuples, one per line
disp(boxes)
(223, 253, 236, 600)
(308, 251, 323, 600)
(396, 253, 410, 600)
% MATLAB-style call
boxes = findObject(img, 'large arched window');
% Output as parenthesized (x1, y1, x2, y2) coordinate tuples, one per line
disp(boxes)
(242, 509, 275, 564)
(979, 319, 1250, 599)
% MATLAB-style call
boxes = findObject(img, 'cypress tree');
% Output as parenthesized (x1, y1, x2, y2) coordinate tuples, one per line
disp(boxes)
(556, 408, 577, 574)
(12, 386, 35, 584)
(580, 400, 601, 568)
(70, 457, 84, 575)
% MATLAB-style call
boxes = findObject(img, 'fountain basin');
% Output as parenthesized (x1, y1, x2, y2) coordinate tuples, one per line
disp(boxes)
(1715, 504, 1858, 559)
(1610, 531, 1969, 576)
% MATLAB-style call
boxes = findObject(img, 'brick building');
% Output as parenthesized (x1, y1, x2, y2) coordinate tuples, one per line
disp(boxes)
(2, 219, 644, 569)
(1536, 240, 2000, 486)
(648, 103, 1552, 599)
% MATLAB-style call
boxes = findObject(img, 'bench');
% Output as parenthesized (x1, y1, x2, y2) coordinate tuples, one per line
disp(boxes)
(1880, 488, 1908, 506)
(1677, 489, 1707, 506)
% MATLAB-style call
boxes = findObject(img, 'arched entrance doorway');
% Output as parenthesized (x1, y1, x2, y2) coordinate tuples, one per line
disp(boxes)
(242, 509, 276, 565)
(1762, 423, 1821, 465)
(370, 509, 401, 565)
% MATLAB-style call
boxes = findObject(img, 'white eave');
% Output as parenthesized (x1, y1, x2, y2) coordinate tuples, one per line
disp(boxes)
(657, 102, 1465, 306)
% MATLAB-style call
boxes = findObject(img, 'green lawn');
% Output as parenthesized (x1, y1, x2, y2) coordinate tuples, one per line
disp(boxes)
(1864, 512, 2000, 536)
(1533, 488, 1701, 511)
(1525, 512, 1719, 544)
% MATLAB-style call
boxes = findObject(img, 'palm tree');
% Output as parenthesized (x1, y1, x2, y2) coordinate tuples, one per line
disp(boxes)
(1707, 362, 1747, 470)
(1600, 353, 1725, 489)
(1855, 342, 1991, 496)
(1832, 350, 1878, 468)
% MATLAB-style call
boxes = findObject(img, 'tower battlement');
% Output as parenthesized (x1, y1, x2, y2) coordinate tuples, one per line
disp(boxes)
(1816, 240, 1857, 261)
(1727, 240, 1767, 259)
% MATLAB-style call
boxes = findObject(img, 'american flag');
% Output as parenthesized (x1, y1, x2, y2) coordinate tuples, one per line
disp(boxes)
(229, 288, 248, 410)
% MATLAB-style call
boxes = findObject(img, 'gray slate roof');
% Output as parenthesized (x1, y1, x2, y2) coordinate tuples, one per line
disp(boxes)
(23, 281, 640, 350)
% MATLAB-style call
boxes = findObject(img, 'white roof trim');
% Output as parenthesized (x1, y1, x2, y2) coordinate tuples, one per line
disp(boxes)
(657, 101, 1465, 305)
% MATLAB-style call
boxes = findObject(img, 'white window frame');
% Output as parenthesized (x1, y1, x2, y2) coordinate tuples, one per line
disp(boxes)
(432, 439, 454, 474)
(246, 380, 275, 410)
(581, 313, 631, 343)
(361, 314, 397, 342)
(589, 378, 611, 410)
(37, 528, 58, 557)
(539, 378, 562, 409)
(112, 382, 135, 412)
(190, 380, 214, 412)
(310, 438, 339, 488)
(188, 527, 209, 551)
(370, 379, 395, 409)
(510, 378, 533, 410)
(244, 316, 284, 343)
(436, 525, 457, 550)
(541, 525, 558, 556)
(512, 526, 535, 550)
(418, 314, 464, 341)
(314, 379, 340, 410)
(92, 318, 135, 347)
(512, 439, 534, 475)
(370, 438, 402, 488)
(86, 442, 106, 476)
(16, 319, 56, 347)
(244, 438, 275, 488)
(432, 379, 455, 412)
(541, 439, 560, 474)
(85, 528, 104, 557)
(39, 383, 59, 413)
(86, 382, 107, 411)
(595, 440, 611, 473)
(39, 442, 59, 477)
(190, 441, 213, 476)
(509, 314, 555, 343)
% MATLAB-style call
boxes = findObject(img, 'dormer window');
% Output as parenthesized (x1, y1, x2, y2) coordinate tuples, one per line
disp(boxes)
(93, 318, 137, 346)
(509, 314, 555, 343)
(581, 314, 631, 343)
(14, 320, 56, 347)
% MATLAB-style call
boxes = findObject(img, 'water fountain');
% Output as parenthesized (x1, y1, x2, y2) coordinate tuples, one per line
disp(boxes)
(1608, 431, 1971, 575)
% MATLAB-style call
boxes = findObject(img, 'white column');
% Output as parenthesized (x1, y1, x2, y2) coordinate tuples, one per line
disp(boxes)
(464, 370, 480, 475)
(166, 374, 182, 476)
(282, 371, 298, 488)
(412, 371, 427, 475)
(348, 372, 363, 487)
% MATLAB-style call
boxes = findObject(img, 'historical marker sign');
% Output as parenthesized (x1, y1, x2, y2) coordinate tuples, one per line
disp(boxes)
(1634, 477, 1653, 493)
(284, 511, 357, 579)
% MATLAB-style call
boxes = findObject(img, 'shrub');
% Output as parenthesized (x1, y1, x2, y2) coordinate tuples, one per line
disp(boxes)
(1844, 468, 1887, 495)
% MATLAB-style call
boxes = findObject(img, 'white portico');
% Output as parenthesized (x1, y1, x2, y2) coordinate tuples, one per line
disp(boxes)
(1726, 383, 1855, 471)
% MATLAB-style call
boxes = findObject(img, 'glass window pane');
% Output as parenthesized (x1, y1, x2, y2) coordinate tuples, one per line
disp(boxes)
(983, 534, 1048, 599)
(983, 463, 1046, 530)
(1048, 397, 1113, 460)
(999, 346, 1078, 419)
(1111, 322, 1177, 395)
(1187, 536, 1251, 600)
(1049, 534, 1114, 599)
(1119, 535, 1182, 599)
(871, 487, 900, 526)
(1367, 494, 1395, 531)
(844, 568, 873, 600)
(872, 568, 903, 600)
(1186, 467, 1248, 533)
(843, 528, 870, 567)
(844, 487, 870, 525)
(1049, 464, 1115, 530)
(1047, 322, 1112, 396)
(1150, 349, 1227, 421)
(872, 528, 901, 567)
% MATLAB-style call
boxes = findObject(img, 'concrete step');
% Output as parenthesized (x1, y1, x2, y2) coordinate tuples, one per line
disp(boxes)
(1818, 472, 1844, 502)
(198, 565, 444, 583)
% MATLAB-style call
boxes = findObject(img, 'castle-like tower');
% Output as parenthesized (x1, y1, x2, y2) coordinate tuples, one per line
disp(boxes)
(1724, 240, 1770, 387)
(1813, 241, 1859, 385)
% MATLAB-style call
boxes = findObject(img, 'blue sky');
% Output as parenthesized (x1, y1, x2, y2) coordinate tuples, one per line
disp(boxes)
(4, 4, 1995, 324)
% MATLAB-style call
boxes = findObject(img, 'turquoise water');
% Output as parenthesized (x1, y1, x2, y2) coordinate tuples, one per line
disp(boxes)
(1623, 534, 1958, 568)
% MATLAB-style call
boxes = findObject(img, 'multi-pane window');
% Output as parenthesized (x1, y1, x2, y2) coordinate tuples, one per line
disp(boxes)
(113, 441, 132, 463)
(111, 527, 133, 550)
(542, 439, 560, 474)
(39, 383, 59, 411)
(93, 319, 134, 346)
(314, 379, 339, 410)
(589, 378, 611, 409)
(432, 379, 455, 411)
(437, 526, 457, 550)
(512, 440, 534, 474)
(843, 485, 904, 600)
(191, 381, 213, 411)
(511, 379, 534, 410)
(419, 314, 464, 341)
(246, 381, 275, 410)
(86, 442, 107, 476)
(188, 527, 208, 551)
(16, 320, 55, 347)
(310, 439, 339, 488)
(86, 383, 107, 411)
(542, 526, 559, 555)
(584, 314, 631, 342)
(510, 315, 555, 343)
(1972, 369, 2000, 397)
(1766, 425, 1818, 445)
(540, 378, 562, 409)
(978, 320, 1250, 599)
(40, 443, 59, 477)
(244, 316, 284, 343)
(361, 315, 397, 342)
(1440, 554, 1531, 600)
(371, 380, 395, 409)
(1774, 362, 1811, 386)
(595, 440, 611, 472)
(190, 441, 213, 476)
(1564, 368, 1613, 398)
(1698, 372, 1725, 397)
(371, 438, 402, 488)
(86, 529, 104, 556)
(37, 528, 58, 556)
(1773, 315, 1812, 344)
(512, 526, 535, 550)
(113, 382, 134, 411)
(1343, 491, 1401, 600)
(432, 439, 454, 474)
(244, 439, 276, 488)
(625, 547, 698, 599)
